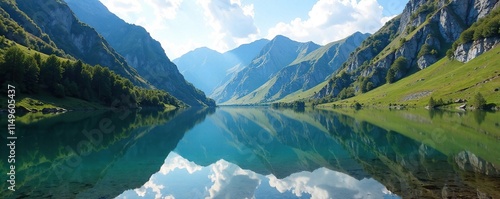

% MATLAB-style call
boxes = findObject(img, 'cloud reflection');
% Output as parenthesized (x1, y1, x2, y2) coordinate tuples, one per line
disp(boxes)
(268, 169, 394, 199)
(117, 152, 398, 199)
(207, 160, 260, 199)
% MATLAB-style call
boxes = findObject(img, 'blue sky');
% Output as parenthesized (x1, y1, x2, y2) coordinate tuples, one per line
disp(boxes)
(99, 0, 408, 59)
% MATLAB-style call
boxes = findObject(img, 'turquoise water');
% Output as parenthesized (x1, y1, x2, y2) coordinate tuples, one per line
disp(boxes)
(1, 107, 499, 198)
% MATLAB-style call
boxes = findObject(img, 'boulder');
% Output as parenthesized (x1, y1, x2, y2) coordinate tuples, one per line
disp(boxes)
(455, 99, 467, 103)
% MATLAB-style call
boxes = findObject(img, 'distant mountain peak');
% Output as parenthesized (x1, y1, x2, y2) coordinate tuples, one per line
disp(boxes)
(272, 34, 289, 40)
(186, 47, 222, 57)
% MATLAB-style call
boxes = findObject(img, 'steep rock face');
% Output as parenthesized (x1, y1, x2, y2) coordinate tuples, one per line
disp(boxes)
(238, 32, 369, 103)
(315, 0, 499, 99)
(65, 0, 215, 106)
(454, 37, 500, 62)
(213, 35, 320, 104)
(15, 0, 148, 87)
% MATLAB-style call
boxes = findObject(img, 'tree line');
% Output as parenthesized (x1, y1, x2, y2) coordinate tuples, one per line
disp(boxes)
(0, 46, 182, 108)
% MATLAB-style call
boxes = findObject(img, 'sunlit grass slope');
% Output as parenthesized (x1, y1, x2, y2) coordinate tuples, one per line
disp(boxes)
(321, 45, 500, 107)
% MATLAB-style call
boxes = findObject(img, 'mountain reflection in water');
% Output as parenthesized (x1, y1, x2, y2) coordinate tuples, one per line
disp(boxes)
(118, 152, 397, 199)
(1, 107, 498, 198)
(116, 107, 499, 199)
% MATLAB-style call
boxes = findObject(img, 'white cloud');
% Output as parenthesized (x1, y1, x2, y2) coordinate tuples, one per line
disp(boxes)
(117, 152, 397, 199)
(146, 0, 183, 20)
(100, 0, 182, 20)
(134, 179, 165, 199)
(268, 168, 391, 199)
(99, 0, 144, 22)
(267, 0, 392, 44)
(197, 0, 259, 52)
(206, 160, 260, 199)
(159, 153, 203, 175)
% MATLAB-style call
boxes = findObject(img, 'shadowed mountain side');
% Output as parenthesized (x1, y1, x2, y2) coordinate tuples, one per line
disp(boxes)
(65, 0, 215, 106)
(0, 108, 214, 199)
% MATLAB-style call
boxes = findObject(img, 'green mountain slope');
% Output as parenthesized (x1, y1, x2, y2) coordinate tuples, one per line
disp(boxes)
(313, 0, 499, 103)
(0, 0, 65, 57)
(12, 0, 149, 87)
(0, 0, 185, 109)
(64, 0, 214, 106)
(320, 44, 500, 108)
(316, 4, 500, 108)
(0, 44, 183, 110)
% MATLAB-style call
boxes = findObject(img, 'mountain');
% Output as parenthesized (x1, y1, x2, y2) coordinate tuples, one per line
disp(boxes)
(0, 1, 65, 57)
(174, 47, 226, 95)
(65, 0, 215, 106)
(312, 0, 500, 102)
(232, 32, 370, 104)
(322, 32, 500, 108)
(212, 35, 321, 104)
(0, 0, 186, 109)
(173, 39, 269, 95)
(11, 0, 149, 87)
(0, 108, 214, 198)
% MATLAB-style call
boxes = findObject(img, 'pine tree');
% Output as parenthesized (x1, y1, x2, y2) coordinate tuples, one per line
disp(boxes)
(0, 46, 26, 88)
(23, 55, 40, 93)
(428, 97, 436, 108)
(473, 92, 487, 110)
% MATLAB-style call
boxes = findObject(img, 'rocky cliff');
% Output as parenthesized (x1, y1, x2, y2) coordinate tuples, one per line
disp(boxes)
(454, 37, 500, 62)
(452, 7, 500, 62)
(314, 0, 500, 100)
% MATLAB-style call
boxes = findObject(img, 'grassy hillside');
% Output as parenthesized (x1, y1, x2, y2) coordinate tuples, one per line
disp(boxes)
(277, 81, 328, 103)
(319, 45, 500, 108)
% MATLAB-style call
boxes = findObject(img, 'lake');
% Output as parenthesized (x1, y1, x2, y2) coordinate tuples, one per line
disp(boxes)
(1, 107, 499, 198)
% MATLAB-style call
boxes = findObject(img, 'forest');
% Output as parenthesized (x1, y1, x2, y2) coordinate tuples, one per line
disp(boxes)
(0, 45, 183, 108)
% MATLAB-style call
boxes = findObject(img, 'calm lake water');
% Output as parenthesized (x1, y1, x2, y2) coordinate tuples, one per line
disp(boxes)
(1, 107, 499, 198)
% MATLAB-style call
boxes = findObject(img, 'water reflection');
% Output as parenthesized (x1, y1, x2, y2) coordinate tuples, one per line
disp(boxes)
(0, 108, 214, 199)
(318, 108, 500, 198)
(1, 107, 499, 198)
(118, 107, 500, 199)
(118, 152, 397, 199)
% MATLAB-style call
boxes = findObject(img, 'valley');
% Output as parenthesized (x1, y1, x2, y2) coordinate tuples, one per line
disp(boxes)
(1, 0, 499, 198)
